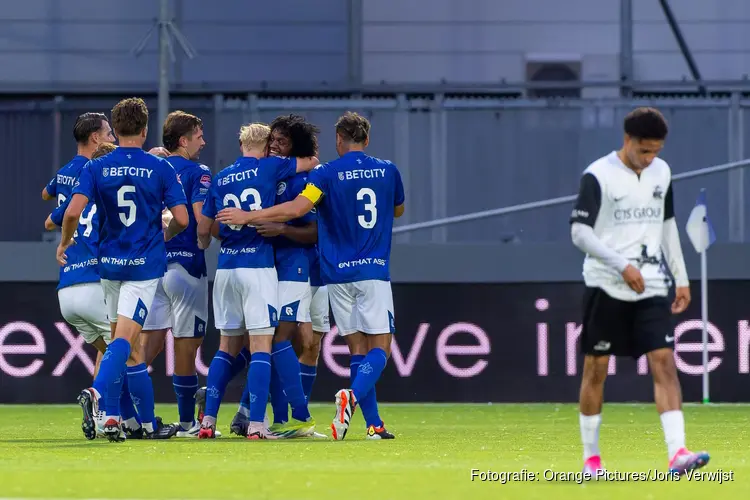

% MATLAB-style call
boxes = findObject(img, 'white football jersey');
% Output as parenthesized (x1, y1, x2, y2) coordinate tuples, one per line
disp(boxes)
(570, 151, 674, 301)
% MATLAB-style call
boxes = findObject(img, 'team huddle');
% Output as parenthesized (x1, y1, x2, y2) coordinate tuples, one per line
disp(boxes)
(44, 97, 404, 442)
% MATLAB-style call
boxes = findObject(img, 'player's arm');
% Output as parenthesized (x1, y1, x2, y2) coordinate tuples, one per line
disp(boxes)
(197, 215, 214, 249)
(217, 191, 315, 226)
(661, 182, 689, 288)
(569, 173, 630, 273)
(394, 166, 406, 218)
(165, 204, 189, 242)
(261, 219, 317, 244)
(44, 215, 57, 231)
(42, 175, 57, 201)
(210, 220, 222, 240)
(295, 156, 319, 173)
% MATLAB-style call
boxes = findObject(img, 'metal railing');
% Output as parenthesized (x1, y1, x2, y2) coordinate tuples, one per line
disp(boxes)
(393, 158, 750, 234)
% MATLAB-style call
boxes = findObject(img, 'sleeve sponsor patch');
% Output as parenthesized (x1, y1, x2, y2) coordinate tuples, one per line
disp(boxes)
(200, 174, 211, 187)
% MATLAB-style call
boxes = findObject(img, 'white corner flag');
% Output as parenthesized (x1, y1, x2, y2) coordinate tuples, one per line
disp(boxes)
(685, 189, 716, 404)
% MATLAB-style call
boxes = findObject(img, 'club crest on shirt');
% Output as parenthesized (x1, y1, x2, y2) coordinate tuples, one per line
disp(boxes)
(102, 168, 109, 177)
(277, 182, 287, 195)
(653, 186, 663, 199)
(338, 172, 345, 181)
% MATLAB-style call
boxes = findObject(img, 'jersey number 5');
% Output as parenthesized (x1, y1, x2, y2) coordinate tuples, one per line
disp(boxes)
(357, 188, 377, 229)
(223, 188, 262, 231)
(117, 185, 137, 227)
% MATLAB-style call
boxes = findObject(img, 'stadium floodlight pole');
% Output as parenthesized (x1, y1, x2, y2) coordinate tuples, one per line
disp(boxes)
(131, 0, 197, 136)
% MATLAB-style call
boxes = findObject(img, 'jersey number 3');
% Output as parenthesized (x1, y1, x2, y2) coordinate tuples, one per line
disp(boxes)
(223, 188, 262, 231)
(357, 188, 377, 229)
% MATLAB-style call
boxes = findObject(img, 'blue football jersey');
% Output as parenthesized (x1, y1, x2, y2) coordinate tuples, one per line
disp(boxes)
(164, 156, 212, 279)
(72, 147, 187, 281)
(51, 194, 100, 290)
(274, 172, 315, 282)
(202, 156, 298, 270)
(46, 155, 90, 208)
(307, 244, 323, 287)
(306, 151, 405, 284)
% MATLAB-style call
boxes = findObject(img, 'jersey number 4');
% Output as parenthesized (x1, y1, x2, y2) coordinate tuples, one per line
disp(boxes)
(58, 193, 96, 238)
(223, 188, 262, 231)
(357, 188, 377, 229)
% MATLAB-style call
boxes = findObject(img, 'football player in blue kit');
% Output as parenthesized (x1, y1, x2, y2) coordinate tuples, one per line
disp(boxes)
(138, 111, 214, 438)
(59, 97, 189, 442)
(217, 111, 404, 441)
(227, 115, 324, 438)
(196, 122, 319, 439)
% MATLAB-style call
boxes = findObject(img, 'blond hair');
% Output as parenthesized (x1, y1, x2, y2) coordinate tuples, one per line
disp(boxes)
(92, 142, 117, 159)
(239, 123, 270, 150)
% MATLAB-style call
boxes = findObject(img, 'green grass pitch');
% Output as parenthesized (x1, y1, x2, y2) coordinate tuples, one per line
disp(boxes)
(0, 403, 746, 499)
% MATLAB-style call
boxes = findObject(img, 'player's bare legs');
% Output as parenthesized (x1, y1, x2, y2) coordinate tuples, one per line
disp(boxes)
(648, 348, 709, 473)
(142, 329, 168, 366)
(92, 339, 107, 378)
(579, 355, 609, 474)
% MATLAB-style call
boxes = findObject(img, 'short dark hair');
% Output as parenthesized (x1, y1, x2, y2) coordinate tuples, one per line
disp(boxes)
(269, 114, 319, 157)
(623, 107, 668, 141)
(92, 142, 117, 159)
(73, 112, 108, 145)
(335, 111, 370, 144)
(162, 111, 203, 152)
(111, 97, 149, 137)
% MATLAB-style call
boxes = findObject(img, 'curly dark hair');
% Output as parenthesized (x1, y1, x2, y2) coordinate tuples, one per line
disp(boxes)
(269, 114, 319, 157)
(623, 107, 668, 141)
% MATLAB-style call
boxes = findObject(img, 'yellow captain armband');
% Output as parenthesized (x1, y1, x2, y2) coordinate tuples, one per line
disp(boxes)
(300, 183, 323, 205)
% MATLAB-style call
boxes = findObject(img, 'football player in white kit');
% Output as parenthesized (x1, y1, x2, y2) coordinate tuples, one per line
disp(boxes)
(139, 111, 213, 437)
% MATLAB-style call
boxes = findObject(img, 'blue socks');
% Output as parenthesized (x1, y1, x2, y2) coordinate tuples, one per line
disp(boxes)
(300, 362, 317, 401)
(119, 374, 140, 428)
(239, 384, 250, 417)
(203, 350, 235, 421)
(272, 341, 310, 422)
(269, 363, 288, 424)
(351, 351, 385, 428)
(173, 374, 199, 429)
(247, 352, 272, 423)
(231, 347, 251, 378)
(127, 363, 156, 431)
(94, 338, 130, 418)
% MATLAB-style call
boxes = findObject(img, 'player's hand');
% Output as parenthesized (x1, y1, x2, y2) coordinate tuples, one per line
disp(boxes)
(56, 238, 75, 266)
(254, 222, 285, 237)
(672, 286, 691, 314)
(216, 207, 250, 226)
(621, 264, 645, 294)
(149, 147, 169, 158)
(161, 208, 173, 230)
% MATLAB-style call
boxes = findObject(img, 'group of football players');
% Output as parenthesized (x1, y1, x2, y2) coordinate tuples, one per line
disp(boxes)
(45, 97, 404, 442)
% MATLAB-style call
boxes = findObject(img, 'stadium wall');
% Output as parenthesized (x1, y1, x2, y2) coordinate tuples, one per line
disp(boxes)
(4, 97, 750, 243)
(5, 0, 750, 89)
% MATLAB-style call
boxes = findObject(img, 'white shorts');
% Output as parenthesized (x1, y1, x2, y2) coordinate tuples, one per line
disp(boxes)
(278, 280, 312, 323)
(57, 283, 111, 345)
(213, 267, 279, 334)
(310, 285, 331, 333)
(101, 278, 160, 327)
(329, 280, 395, 336)
(142, 263, 209, 338)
